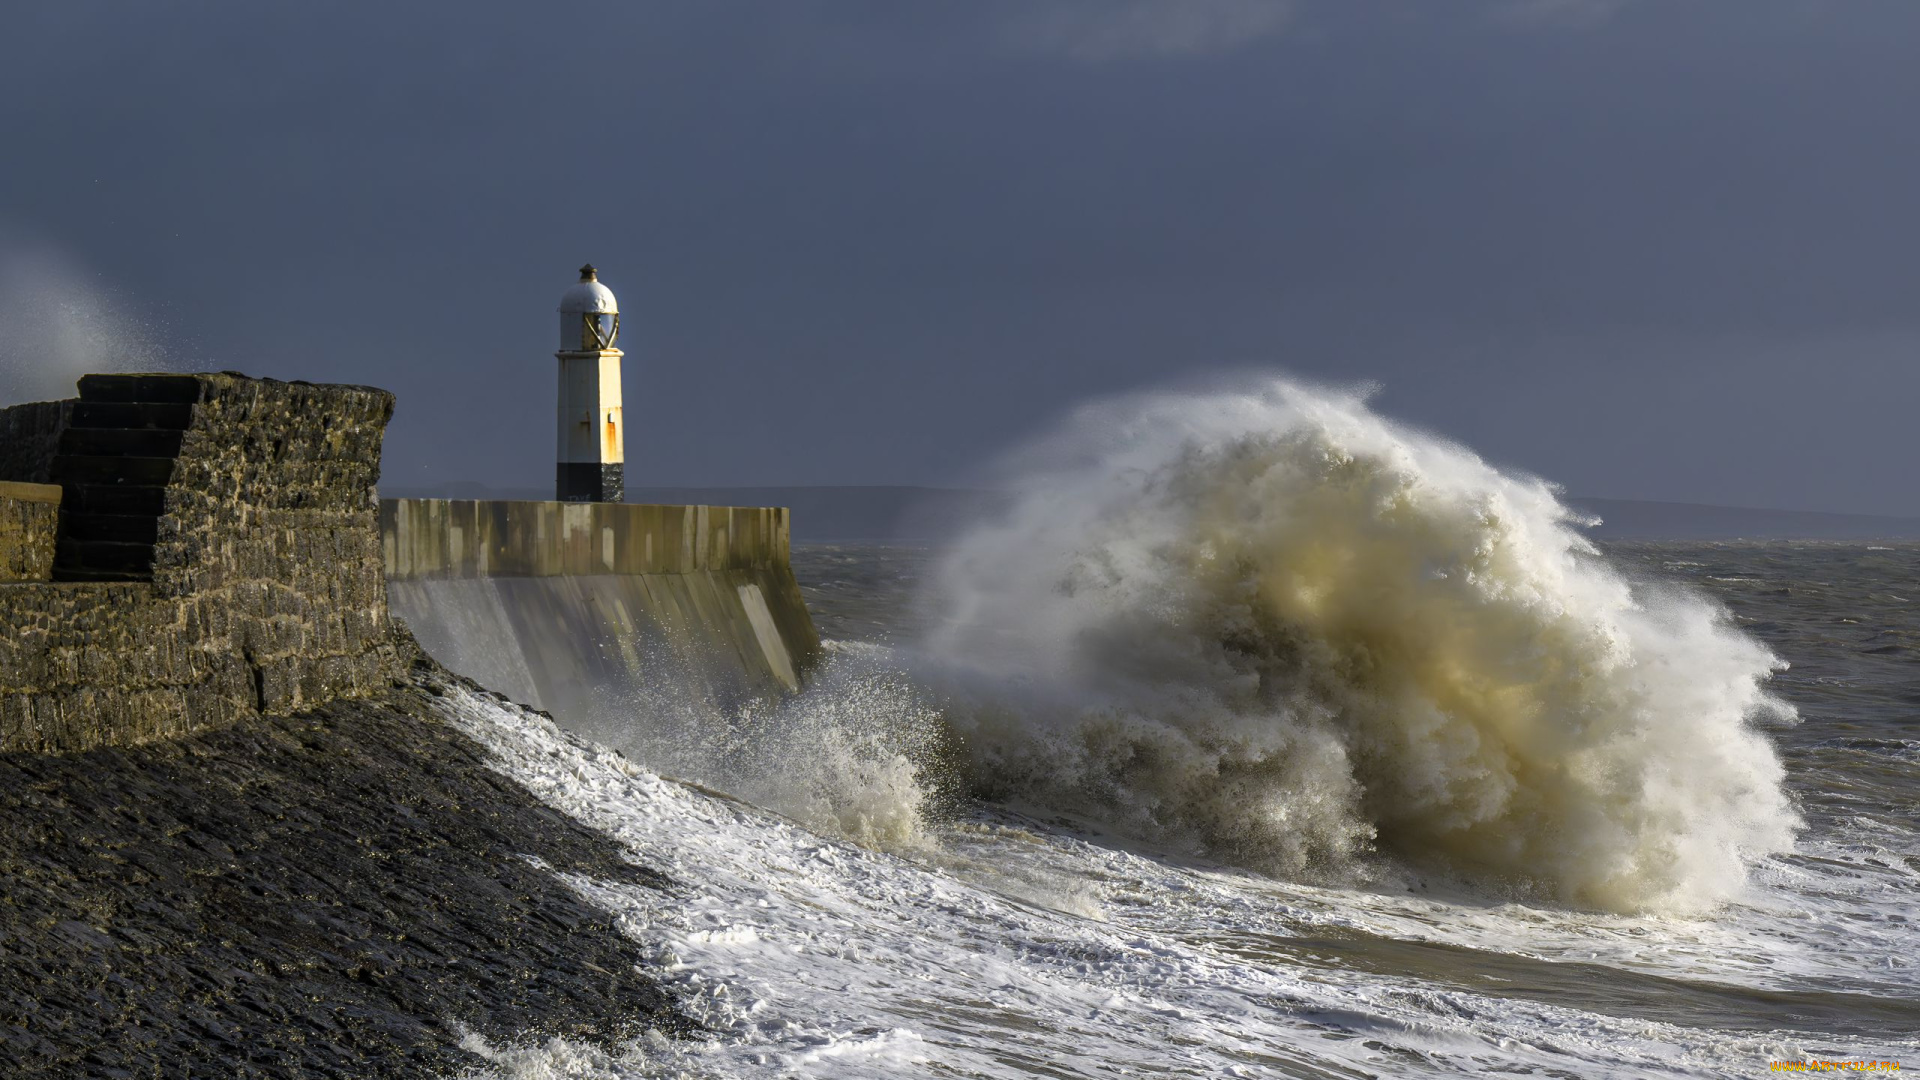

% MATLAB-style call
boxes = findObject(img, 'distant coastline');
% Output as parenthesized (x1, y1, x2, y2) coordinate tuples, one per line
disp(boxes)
(383, 484, 1920, 543)
(1564, 497, 1920, 542)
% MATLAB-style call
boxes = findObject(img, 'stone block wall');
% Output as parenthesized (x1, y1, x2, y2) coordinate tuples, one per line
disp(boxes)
(0, 399, 73, 485)
(0, 482, 61, 582)
(0, 374, 411, 754)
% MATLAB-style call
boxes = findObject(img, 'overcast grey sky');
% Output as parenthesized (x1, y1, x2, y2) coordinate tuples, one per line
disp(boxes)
(2, 1, 1916, 513)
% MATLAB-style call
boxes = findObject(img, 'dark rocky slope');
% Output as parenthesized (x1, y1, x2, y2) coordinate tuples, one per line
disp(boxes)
(0, 657, 694, 1079)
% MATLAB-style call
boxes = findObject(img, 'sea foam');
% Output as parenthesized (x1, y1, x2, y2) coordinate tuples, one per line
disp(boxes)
(918, 377, 1801, 912)
(573, 640, 948, 854)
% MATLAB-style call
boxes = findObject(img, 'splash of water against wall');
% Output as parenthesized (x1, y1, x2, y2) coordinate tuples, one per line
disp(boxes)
(917, 377, 1802, 913)
(571, 641, 952, 854)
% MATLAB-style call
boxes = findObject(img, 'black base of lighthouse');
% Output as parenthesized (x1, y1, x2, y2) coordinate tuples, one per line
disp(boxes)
(556, 463, 624, 503)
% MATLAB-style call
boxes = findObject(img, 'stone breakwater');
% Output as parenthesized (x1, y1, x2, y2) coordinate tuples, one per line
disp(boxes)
(0, 373, 410, 753)
(0, 658, 695, 1078)
(0, 371, 701, 1076)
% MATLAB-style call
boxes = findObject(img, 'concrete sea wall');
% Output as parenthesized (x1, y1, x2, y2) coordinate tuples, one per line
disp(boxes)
(0, 374, 410, 753)
(381, 499, 822, 722)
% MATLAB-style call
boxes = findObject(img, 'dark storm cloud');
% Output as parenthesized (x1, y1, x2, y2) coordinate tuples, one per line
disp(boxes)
(1, 0, 1916, 513)
(995, 0, 1299, 60)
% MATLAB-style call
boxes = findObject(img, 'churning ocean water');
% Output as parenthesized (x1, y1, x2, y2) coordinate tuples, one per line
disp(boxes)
(445, 381, 1918, 1079)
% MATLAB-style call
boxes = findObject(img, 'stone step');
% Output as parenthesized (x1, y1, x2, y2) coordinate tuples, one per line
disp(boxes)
(49, 455, 179, 487)
(45, 377, 203, 588)
(68, 402, 195, 431)
(53, 538, 156, 577)
(59, 512, 159, 545)
(47, 566, 152, 583)
(61, 484, 168, 517)
(57, 427, 187, 459)
(76, 374, 206, 405)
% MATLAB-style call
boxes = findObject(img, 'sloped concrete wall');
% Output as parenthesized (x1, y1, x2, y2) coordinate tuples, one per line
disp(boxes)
(380, 499, 821, 720)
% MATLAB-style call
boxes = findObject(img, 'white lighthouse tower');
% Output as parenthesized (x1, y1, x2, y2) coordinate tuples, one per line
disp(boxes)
(555, 264, 625, 502)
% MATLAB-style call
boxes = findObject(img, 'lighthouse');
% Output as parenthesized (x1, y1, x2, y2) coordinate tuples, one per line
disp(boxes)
(555, 264, 625, 502)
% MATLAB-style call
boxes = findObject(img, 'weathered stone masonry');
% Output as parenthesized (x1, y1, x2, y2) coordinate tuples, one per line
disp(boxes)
(0, 482, 61, 583)
(0, 373, 410, 754)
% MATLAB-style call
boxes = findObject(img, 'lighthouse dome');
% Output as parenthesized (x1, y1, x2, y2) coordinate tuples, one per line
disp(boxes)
(557, 264, 622, 353)
(558, 264, 617, 314)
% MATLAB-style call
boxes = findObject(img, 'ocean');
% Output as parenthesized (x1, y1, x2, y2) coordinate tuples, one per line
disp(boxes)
(442, 382, 1917, 1078)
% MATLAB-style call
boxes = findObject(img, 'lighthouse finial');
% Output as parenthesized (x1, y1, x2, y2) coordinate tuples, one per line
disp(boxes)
(579, 264, 597, 282)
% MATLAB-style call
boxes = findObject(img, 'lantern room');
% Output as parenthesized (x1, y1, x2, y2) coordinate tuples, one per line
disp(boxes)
(558, 264, 619, 353)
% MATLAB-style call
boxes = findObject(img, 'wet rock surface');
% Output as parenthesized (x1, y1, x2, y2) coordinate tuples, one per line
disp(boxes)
(0, 665, 694, 1078)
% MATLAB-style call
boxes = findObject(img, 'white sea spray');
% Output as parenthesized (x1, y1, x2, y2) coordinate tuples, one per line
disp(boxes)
(918, 377, 1803, 912)
(569, 641, 949, 853)
(0, 233, 173, 404)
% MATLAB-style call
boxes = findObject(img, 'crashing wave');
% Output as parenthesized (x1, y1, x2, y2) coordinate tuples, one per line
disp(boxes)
(918, 377, 1800, 912)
